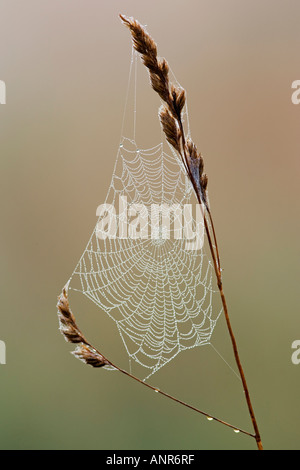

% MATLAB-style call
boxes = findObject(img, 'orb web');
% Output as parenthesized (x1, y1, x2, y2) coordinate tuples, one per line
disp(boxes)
(66, 51, 222, 380)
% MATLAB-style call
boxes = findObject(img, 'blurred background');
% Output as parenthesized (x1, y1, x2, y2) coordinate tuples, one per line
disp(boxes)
(0, 0, 299, 450)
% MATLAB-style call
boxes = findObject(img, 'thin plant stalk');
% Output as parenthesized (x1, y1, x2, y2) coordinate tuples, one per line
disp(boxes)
(119, 14, 263, 450)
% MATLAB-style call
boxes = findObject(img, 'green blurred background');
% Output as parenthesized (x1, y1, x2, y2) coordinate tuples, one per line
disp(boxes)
(0, 0, 300, 450)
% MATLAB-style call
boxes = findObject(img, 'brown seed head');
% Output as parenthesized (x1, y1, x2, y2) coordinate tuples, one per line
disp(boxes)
(72, 344, 110, 368)
(57, 287, 87, 344)
(159, 105, 181, 152)
(171, 84, 186, 116)
(120, 14, 173, 110)
(120, 14, 209, 209)
(119, 15, 157, 60)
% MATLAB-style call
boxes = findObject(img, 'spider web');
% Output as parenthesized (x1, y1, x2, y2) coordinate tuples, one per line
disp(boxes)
(66, 51, 222, 380)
